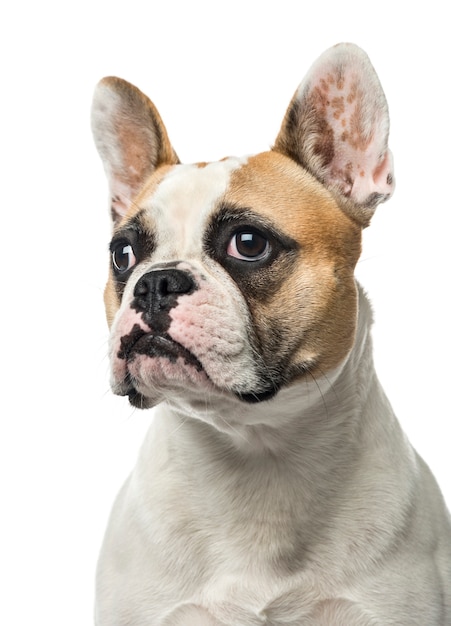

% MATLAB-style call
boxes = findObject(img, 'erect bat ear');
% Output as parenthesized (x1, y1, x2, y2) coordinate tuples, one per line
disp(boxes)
(91, 77, 179, 226)
(274, 43, 394, 227)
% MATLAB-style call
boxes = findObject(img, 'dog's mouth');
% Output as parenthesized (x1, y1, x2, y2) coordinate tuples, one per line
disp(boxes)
(115, 324, 283, 407)
(116, 324, 207, 407)
(118, 323, 205, 372)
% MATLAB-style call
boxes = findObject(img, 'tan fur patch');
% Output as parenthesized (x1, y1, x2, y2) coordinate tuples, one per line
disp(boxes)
(223, 151, 362, 376)
(104, 269, 121, 328)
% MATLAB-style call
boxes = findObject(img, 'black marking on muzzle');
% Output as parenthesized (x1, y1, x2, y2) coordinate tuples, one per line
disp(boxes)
(118, 324, 204, 372)
(132, 268, 197, 332)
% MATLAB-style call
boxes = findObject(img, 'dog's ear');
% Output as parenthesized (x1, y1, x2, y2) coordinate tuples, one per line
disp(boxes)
(91, 77, 179, 225)
(274, 43, 394, 226)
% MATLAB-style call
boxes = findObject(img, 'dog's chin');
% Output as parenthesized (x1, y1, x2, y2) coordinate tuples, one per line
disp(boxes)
(111, 374, 161, 409)
(114, 366, 281, 410)
(126, 388, 159, 410)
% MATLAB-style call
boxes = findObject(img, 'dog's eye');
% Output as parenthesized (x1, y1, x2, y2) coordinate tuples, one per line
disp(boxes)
(112, 243, 136, 273)
(227, 230, 270, 261)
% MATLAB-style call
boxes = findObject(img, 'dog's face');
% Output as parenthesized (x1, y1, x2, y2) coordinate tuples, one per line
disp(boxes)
(92, 43, 394, 414)
(105, 153, 361, 409)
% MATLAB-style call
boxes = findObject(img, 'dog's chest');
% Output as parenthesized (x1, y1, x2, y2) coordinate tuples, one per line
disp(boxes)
(134, 493, 323, 625)
(139, 429, 329, 602)
(148, 438, 314, 568)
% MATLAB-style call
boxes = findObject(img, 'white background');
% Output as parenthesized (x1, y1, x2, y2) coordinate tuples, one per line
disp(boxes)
(1, 1, 450, 623)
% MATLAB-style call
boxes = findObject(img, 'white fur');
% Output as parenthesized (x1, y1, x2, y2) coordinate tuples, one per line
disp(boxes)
(95, 287, 451, 625)
(147, 158, 248, 258)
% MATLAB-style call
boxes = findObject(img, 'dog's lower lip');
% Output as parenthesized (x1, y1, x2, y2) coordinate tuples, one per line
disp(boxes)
(120, 327, 205, 374)
(117, 331, 207, 407)
(135, 333, 198, 364)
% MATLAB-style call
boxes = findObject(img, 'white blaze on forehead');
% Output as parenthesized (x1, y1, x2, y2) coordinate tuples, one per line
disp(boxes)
(144, 156, 248, 258)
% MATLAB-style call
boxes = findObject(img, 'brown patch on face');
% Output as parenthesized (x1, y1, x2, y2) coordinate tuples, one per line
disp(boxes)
(104, 268, 121, 328)
(222, 151, 362, 380)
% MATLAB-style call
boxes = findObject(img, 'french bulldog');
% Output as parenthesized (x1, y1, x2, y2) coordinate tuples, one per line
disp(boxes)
(91, 43, 451, 625)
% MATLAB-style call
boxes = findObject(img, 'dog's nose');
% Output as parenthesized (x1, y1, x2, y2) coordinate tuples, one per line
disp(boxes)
(133, 269, 195, 324)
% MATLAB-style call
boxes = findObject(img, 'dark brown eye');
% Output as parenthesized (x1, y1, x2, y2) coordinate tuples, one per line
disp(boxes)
(112, 243, 136, 273)
(227, 230, 269, 261)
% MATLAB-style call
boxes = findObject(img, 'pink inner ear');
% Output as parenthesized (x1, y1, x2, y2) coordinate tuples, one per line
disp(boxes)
(302, 46, 394, 206)
(348, 147, 394, 206)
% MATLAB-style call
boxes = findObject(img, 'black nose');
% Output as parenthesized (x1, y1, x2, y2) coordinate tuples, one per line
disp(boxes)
(132, 268, 196, 328)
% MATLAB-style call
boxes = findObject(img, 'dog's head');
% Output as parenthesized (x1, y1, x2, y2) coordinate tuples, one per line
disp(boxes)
(91, 43, 394, 414)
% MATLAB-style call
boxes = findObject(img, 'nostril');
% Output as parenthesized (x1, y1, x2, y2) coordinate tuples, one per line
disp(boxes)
(160, 271, 194, 295)
(134, 281, 148, 297)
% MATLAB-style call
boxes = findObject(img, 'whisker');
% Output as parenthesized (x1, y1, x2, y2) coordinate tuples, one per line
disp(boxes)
(313, 365, 339, 402)
(305, 370, 330, 420)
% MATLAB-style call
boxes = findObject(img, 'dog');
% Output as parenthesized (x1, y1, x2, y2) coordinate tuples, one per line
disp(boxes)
(91, 43, 451, 625)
